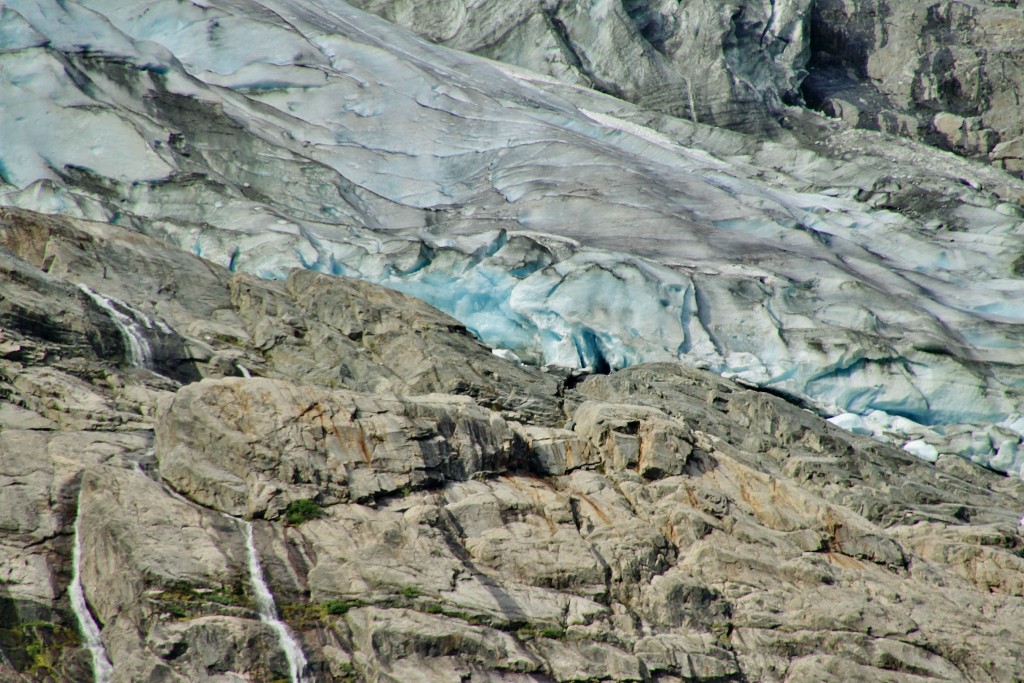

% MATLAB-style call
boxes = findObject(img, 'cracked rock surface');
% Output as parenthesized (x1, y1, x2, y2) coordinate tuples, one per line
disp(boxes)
(353, 0, 1024, 175)
(2, 208, 1024, 681)
(4, 0, 1024, 477)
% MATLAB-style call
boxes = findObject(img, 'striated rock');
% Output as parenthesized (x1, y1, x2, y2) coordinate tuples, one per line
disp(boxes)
(156, 377, 518, 516)
(633, 633, 738, 680)
(76, 467, 243, 624)
(993, 136, 1024, 174)
(349, 0, 812, 131)
(229, 269, 564, 424)
(75, 467, 302, 683)
(353, 0, 1024, 177)
(6, 0, 1024, 482)
(3, 208, 1024, 681)
(342, 606, 543, 680)
(804, 0, 1024, 174)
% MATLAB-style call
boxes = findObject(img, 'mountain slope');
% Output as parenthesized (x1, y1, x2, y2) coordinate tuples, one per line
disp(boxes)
(2, 206, 1024, 681)
(2, 2, 1024, 680)
(2, 0, 1024, 473)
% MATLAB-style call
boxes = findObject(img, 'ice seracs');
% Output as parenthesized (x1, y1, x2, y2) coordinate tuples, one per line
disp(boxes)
(2, 0, 1024, 475)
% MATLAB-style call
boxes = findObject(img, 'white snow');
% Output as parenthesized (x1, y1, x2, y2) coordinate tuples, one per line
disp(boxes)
(903, 439, 940, 463)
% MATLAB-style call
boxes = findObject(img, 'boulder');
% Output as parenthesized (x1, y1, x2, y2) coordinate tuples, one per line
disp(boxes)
(156, 377, 518, 516)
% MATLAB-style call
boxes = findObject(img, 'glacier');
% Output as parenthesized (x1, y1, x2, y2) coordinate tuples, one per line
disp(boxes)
(3, 0, 1024, 475)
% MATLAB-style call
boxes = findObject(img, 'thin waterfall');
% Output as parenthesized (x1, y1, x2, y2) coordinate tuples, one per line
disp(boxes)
(134, 464, 309, 682)
(682, 75, 698, 124)
(78, 284, 153, 368)
(68, 490, 114, 683)
(242, 522, 309, 683)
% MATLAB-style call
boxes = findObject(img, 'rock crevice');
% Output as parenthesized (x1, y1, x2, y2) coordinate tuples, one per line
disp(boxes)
(2, 209, 1023, 681)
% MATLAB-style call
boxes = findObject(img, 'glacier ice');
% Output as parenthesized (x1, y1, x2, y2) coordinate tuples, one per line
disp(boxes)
(903, 440, 940, 464)
(2, 0, 1024, 475)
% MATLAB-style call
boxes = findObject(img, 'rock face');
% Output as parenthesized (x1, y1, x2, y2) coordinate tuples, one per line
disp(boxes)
(3, 207, 1024, 681)
(4, 0, 1024, 479)
(804, 0, 1024, 172)
(348, 0, 813, 131)
(351, 0, 1024, 176)
(2, 4, 1024, 683)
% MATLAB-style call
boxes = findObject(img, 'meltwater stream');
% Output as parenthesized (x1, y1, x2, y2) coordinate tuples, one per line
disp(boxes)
(136, 459, 310, 683)
(78, 284, 153, 368)
(68, 490, 114, 683)
(242, 522, 309, 683)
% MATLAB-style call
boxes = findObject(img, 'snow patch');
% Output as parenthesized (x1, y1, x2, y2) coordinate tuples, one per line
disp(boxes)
(903, 439, 940, 463)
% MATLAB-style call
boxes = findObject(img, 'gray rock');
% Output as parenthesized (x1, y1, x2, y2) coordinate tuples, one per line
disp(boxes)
(343, 606, 542, 679)
(76, 467, 242, 624)
(571, 401, 692, 478)
(349, 0, 811, 131)
(156, 377, 518, 515)
(353, 0, 1024, 177)
(229, 269, 565, 424)
(804, 0, 1024, 174)
(2, 208, 1024, 681)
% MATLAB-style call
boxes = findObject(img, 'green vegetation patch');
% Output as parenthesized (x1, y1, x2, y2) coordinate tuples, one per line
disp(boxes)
(335, 661, 359, 682)
(398, 585, 421, 599)
(0, 620, 79, 676)
(279, 598, 368, 628)
(322, 598, 364, 616)
(150, 582, 252, 619)
(284, 499, 324, 525)
(515, 625, 566, 641)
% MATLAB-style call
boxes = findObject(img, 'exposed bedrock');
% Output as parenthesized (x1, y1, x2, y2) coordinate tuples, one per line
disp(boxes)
(3, 1, 1024, 474)
(1, 1, 1024, 679)
(2, 209, 1024, 681)
(349, 0, 814, 131)
(804, 0, 1024, 174)
(351, 0, 1024, 175)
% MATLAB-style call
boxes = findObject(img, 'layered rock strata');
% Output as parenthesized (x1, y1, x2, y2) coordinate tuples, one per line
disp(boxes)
(350, 0, 1024, 175)
(4, 0, 1024, 477)
(2, 208, 1023, 681)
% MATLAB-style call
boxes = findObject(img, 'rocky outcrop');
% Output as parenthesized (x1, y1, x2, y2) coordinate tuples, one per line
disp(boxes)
(350, 0, 1024, 176)
(2, 207, 1024, 681)
(226, 270, 564, 424)
(804, 0, 1024, 173)
(7, 0, 1024, 485)
(157, 378, 520, 516)
(347, 0, 812, 131)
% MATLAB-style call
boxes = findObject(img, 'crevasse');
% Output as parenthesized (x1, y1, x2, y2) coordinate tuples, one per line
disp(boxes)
(2, 0, 1024, 476)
